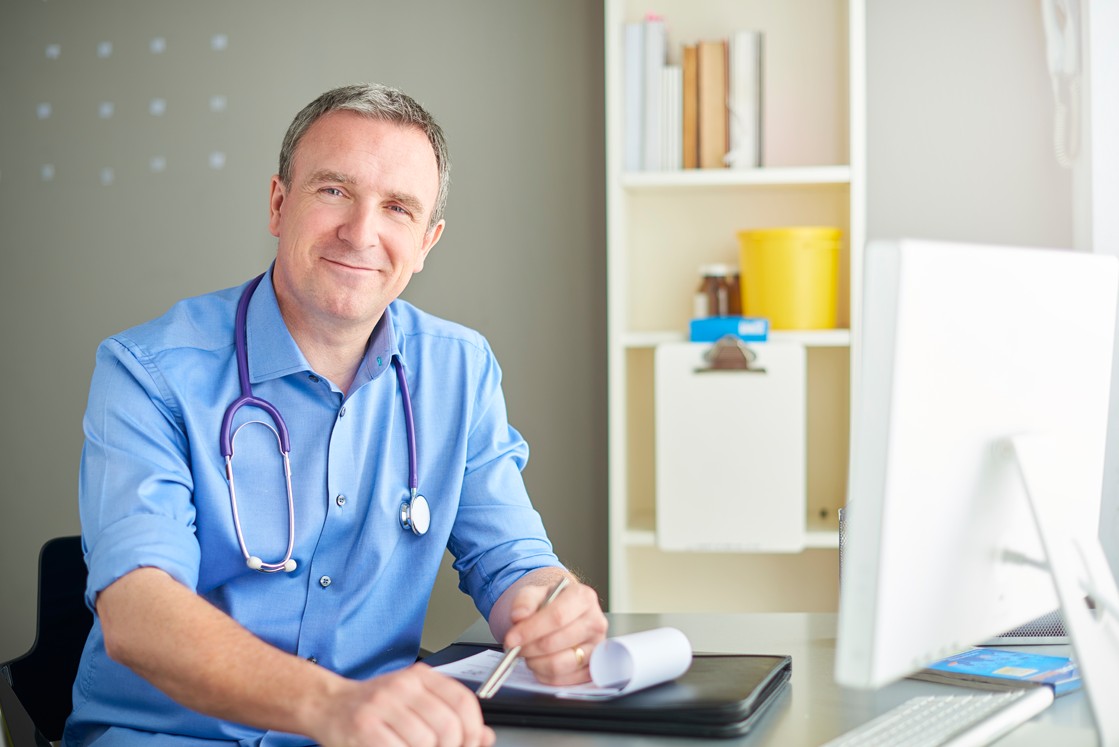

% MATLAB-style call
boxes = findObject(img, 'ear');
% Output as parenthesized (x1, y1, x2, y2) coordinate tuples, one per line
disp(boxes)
(413, 220, 445, 274)
(268, 175, 286, 238)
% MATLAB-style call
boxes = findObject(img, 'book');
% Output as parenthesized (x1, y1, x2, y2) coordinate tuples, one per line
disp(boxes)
(681, 43, 698, 169)
(661, 64, 682, 171)
(696, 39, 728, 169)
(726, 30, 763, 169)
(909, 647, 1082, 696)
(642, 15, 667, 171)
(622, 21, 645, 172)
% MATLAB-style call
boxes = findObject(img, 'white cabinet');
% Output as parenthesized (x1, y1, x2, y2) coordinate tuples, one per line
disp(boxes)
(605, 0, 866, 612)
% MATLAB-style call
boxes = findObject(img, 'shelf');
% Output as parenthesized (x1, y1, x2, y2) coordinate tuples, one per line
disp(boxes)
(622, 165, 851, 190)
(623, 526, 839, 550)
(622, 329, 851, 349)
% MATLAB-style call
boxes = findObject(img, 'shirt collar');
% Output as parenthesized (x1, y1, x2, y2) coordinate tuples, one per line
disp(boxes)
(244, 267, 400, 387)
(244, 268, 308, 385)
(353, 305, 400, 387)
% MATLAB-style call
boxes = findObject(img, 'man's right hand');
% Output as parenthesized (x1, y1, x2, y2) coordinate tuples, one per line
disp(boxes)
(313, 663, 494, 747)
(99, 568, 493, 746)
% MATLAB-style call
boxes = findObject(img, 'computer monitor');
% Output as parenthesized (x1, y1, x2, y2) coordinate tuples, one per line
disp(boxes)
(835, 238, 1119, 739)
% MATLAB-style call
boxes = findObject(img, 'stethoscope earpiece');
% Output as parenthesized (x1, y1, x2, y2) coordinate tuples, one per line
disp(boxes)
(246, 555, 297, 573)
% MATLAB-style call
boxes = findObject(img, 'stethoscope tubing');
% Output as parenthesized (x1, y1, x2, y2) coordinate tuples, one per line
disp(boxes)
(222, 274, 291, 457)
(221, 272, 427, 575)
(395, 359, 418, 495)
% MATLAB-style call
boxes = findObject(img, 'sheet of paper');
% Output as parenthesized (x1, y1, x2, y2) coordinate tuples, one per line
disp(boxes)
(434, 627, 693, 700)
(434, 650, 622, 699)
(589, 626, 692, 695)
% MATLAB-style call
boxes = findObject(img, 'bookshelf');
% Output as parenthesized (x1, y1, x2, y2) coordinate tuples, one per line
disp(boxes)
(605, 0, 866, 613)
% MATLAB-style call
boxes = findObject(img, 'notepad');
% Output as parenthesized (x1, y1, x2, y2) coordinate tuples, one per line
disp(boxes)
(434, 627, 693, 700)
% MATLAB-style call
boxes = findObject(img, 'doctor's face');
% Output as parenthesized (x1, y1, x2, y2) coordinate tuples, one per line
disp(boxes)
(268, 110, 444, 334)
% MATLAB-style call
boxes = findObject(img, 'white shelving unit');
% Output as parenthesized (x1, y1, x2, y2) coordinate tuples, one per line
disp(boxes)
(605, 0, 865, 613)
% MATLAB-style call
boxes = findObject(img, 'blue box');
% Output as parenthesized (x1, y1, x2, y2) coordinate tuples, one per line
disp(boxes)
(689, 316, 769, 343)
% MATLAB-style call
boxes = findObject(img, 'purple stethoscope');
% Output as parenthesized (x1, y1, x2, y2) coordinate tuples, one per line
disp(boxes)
(220, 273, 430, 574)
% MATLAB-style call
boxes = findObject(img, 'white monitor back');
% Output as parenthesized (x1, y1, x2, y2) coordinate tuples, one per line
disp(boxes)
(836, 238, 1118, 689)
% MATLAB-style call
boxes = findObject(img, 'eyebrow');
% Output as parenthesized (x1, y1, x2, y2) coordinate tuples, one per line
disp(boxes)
(304, 171, 427, 221)
(305, 169, 354, 187)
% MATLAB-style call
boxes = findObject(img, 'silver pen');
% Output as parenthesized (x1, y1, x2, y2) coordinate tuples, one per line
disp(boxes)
(476, 576, 571, 699)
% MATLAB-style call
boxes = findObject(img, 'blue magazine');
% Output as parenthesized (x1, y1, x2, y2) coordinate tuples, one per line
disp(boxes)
(910, 647, 1081, 696)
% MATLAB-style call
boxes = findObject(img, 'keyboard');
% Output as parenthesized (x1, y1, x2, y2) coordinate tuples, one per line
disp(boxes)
(820, 686, 1055, 747)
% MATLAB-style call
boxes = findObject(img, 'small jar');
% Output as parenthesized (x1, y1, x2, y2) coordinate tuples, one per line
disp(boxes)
(725, 269, 742, 316)
(694, 264, 734, 318)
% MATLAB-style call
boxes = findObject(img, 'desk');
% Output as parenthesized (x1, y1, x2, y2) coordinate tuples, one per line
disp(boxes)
(452, 613, 1099, 746)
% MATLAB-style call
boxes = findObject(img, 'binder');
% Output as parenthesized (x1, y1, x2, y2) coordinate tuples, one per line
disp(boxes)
(424, 644, 792, 738)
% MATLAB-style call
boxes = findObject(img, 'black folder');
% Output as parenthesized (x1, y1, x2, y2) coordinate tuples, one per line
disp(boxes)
(424, 643, 792, 739)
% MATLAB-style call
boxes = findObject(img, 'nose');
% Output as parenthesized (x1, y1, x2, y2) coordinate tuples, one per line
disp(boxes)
(336, 202, 380, 250)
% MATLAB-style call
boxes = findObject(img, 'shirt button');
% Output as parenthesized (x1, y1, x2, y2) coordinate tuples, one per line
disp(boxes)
(336, 494, 346, 507)
(308, 374, 320, 383)
(307, 655, 318, 664)
(339, 406, 346, 418)
(319, 575, 332, 588)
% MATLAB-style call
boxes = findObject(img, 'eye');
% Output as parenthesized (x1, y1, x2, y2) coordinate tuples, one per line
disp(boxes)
(320, 187, 345, 198)
(389, 204, 411, 216)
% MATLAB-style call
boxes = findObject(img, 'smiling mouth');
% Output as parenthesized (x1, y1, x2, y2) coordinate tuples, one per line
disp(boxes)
(324, 258, 377, 272)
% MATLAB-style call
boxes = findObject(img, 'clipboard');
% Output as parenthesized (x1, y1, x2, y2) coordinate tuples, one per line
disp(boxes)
(423, 644, 792, 738)
(654, 341, 807, 553)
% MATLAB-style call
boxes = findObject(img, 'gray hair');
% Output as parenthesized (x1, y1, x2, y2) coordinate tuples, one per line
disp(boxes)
(278, 83, 450, 230)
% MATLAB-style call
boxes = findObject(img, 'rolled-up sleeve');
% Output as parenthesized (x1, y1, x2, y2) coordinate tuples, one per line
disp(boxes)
(447, 341, 563, 618)
(79, 337, 202, 610)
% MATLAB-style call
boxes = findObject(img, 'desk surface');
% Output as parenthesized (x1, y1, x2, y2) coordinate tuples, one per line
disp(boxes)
(454, 612, 1099, 746)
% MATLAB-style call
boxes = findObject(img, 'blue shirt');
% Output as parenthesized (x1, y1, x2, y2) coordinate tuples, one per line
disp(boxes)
(65, 269, 561, 746)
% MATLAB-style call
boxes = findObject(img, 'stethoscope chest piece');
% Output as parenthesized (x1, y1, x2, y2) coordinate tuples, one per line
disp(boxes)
(400, 493, 431, 536)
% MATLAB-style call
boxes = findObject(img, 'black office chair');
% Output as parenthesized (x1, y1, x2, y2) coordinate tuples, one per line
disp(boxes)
(1, 536, 92, 746)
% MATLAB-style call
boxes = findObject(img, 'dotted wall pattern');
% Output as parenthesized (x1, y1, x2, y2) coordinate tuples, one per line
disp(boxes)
(23, 30, 232, 186)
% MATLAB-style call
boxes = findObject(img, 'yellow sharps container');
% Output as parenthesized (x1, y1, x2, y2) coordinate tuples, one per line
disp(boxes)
(737, 227, 840, 330)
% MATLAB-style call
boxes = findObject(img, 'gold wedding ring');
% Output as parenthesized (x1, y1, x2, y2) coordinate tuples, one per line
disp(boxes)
(573, 645, 586, 668)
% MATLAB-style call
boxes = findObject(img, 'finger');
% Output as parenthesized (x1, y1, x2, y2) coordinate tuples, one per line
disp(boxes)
(416, 667, 490, 747)
(522, 643, 596, 686)
(512, 584, 608, 658)
(463, 724, 497, 747)
(358, 694, 431, 747)
(508, 583, 550, 624)
(507, 581, 589, 645)
(372, 669, 451, 747)
(404, 697, 460, 747)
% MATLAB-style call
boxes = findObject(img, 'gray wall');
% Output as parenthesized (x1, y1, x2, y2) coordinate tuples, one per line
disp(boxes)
(0, 0, 607, 660)
(866, 0, 1073, 247)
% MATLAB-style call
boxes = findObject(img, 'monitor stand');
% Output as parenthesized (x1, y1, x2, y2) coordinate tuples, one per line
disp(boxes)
(1011, 435, 1119, 746)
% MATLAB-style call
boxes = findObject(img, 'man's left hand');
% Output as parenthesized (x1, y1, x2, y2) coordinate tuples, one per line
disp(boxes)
(497, 574, 608, 687)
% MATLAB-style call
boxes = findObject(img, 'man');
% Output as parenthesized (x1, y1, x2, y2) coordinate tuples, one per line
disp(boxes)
(65, 83, 607, 747)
